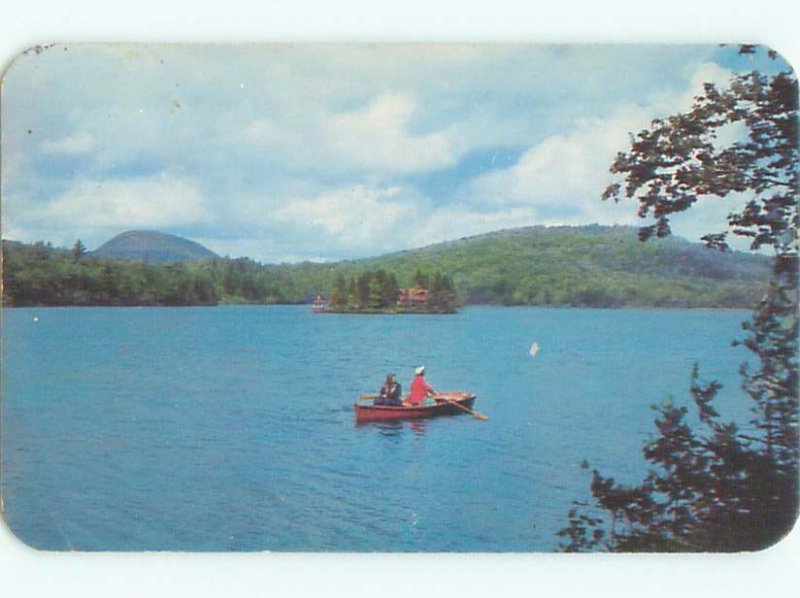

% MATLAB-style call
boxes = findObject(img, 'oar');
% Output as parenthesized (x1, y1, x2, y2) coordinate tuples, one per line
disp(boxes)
(359, 393, 405, 403)
(435, 394, 488, 421)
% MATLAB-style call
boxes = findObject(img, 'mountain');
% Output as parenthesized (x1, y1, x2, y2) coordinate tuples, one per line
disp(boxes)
(91, 230, 218, 262)
(282, 225, 771, 307)
(1, 225, 772, 308)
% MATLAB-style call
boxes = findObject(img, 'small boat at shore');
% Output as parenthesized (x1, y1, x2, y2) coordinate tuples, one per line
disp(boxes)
(354, 391, 478, 423)
(312, 295, 327, 313)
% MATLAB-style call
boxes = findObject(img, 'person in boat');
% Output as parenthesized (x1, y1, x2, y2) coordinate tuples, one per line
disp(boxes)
(407, 365, 437, 405)
(376, 373, 402, 406)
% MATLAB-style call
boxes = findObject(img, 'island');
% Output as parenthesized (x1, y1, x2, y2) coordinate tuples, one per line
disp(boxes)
(322, 269, 458, 314)
(0, 225, 771, 310)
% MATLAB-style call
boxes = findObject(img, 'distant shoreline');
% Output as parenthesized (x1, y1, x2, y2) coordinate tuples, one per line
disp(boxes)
(2, 302, 753, 313)
(3, 225, 769, 311)
(324, 307, 458, 315)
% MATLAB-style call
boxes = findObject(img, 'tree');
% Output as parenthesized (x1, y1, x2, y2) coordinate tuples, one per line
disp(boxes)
(355, 272, 371, 308)
(367, 270, 385, 309)
(71, 239, 87, 261)
(603, 55, 797, 256)
(428, 271, 458, 312)
(329, 273, 347, 309)
(382, 272, 399, 307)
(346, 276, 358, 307)
(560, 47, 798, 552)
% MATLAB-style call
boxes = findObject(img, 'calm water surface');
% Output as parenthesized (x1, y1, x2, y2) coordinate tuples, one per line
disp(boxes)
(1, 306, 754, 551)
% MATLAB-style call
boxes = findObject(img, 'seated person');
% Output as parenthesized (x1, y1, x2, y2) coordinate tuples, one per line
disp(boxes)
(376, 373, 402, 406)
(407, 365, 437, 405)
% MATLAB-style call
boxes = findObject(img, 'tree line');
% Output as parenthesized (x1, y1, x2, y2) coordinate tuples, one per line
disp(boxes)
(1, 241, 289, 307)
(2, 225, 770, 310)
(1, 241, 458, 311)
(327, 268, 458, 313)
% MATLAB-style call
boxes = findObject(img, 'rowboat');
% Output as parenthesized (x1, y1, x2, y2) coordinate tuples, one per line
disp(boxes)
(354, 391, 478, 423)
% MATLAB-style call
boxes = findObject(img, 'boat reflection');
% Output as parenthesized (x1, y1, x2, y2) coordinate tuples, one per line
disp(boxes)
(355, 418, 429, 437)
(409, 419, 426, 436)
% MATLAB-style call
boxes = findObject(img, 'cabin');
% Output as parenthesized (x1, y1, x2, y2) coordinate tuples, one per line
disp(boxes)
(397, 287, 428, 308)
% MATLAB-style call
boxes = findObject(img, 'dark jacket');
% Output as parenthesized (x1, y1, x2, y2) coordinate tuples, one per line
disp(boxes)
(377, 381, 402, 405)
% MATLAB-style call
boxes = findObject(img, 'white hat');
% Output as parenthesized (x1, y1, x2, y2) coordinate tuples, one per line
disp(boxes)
(415, 366, 425, 375)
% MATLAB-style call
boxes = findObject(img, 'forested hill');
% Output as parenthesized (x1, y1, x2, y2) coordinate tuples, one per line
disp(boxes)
(92, 230, 219, 262)
(2, 225, 771, 308)
(348, 224, 771, 306)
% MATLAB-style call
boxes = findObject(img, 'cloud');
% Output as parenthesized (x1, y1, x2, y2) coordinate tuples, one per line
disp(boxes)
(464, 105, 651, 218)
(4, 173, 208, 248)
(2, 45, 754, 261)
(273, 184, 419, 253)
(669, 61, 736, 112)
(407, 205, 543, 247)
(460, 61, 738, 240)
(240, 92, 462, 177)
(264, 185, 548, 261)
(39, 133, 95, 155)
(326, 93, 460, 174)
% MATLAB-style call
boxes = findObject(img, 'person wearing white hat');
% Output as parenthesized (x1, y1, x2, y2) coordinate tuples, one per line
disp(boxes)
(408, 365, 437, 405)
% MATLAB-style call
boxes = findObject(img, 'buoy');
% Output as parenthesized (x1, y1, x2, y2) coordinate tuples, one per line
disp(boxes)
(33, 316, 39, 322)
(529, 342, 539, 357)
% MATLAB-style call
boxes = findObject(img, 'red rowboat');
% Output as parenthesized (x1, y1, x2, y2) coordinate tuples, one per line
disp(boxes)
(354, 391, 477, 423)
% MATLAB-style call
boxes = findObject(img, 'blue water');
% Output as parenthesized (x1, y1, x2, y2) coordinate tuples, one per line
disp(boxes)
(1, 306, 755, 551)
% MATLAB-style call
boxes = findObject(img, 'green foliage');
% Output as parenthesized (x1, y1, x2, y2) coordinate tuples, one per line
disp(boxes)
(1, 241, 224, 306)
(354, 225, 769, 308)
(2, 242, 265, 307)
(427, 271, 458, 312)
(92, 230, 219, 262)
(326, 268, 455, 313)
(560, 46, 798, 552)
(603, 58, 798, 255)
(3, 224, 770, 309)
(1, 242, 459, 313)
(329, 273, 347, 309)
(738, 255, 799, 468)
(71, 239, 86, 261)
(560, 353, 797, 551)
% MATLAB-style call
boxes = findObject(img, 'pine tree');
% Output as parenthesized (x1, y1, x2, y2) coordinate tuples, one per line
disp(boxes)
(413, 269, 429, 288)
(384, 272, 400, 307)
(329, 273, 347, 309)
(71, 239, 86, 261)
(346, 276, 358, 308)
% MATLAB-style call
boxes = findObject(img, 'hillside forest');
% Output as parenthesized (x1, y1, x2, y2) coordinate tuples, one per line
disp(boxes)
(1, 225, 770, 309)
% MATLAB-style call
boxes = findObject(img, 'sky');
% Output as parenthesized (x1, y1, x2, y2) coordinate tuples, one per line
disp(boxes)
(1, 43, 791, 262)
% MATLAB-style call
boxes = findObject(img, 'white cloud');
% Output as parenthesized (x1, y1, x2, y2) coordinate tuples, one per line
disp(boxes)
(5, 173, 208, 248)
(665, 61, 735, 113)
(39, 133, 95, 155)
(273, 184, 419, 252)
(240, 92, 462, 177)
(408, 205, 542, 247)
(3, 45, 756, 260)
(326, 93, 460, 174)
(47, 175, 206, 227)
(465, 104, 651, 214)
(461, 61, 738, 241)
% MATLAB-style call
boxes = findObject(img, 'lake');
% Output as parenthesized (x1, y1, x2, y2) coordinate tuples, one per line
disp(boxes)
(1, 305, 755, 551)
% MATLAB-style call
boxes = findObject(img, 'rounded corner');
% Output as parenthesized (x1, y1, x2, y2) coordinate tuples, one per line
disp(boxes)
(759, 44, 798, 80)
(0, 501, 50, 552)
(752, 506, 800, 553)
(1, 43, 61, 90)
